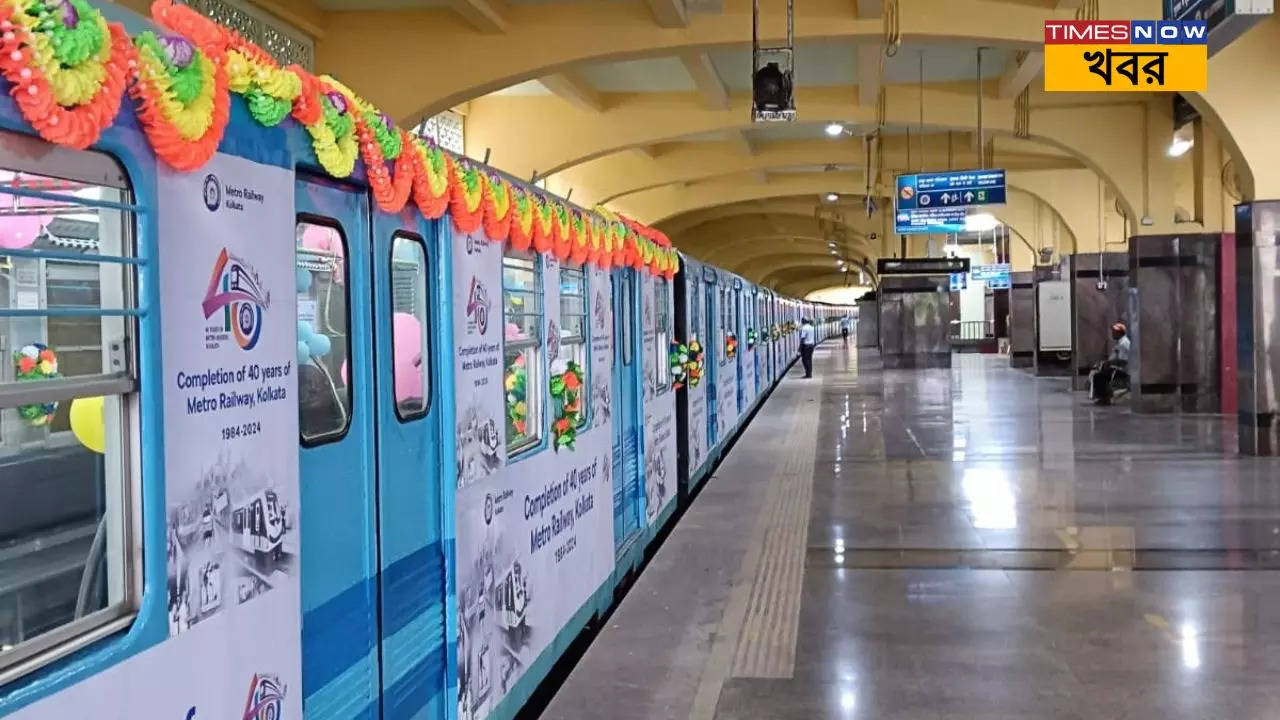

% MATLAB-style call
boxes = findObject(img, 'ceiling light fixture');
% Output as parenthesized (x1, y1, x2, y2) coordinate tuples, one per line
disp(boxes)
(1168, 123, 1194, 157)
(825, 192, 840, 202)
(964, 213, 1000, 233)
(824, 122, 844, 137)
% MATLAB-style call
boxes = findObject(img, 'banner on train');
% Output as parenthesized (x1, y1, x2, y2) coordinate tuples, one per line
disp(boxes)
(1043, 20, 1208, 92)
(453, 234, 615, 720)
(642, 274, 677, 526)
(15, 154, 301, 719)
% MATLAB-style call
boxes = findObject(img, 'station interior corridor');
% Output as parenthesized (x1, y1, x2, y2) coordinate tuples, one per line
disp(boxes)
(542, 344, 1280, 720)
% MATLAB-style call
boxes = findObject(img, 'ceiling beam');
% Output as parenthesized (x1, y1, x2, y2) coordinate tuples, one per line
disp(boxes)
(444, 0, 508, 33)
(1056, 0, 1086, 7)
(856, 43, 881, 107)
(727, 131, 755, 156)
(679, 52, 729, 110)
(539, 72, 605, 112)
(645, 0, 688, 28)
(629, 146, 659, 159)
(855, 0, 884, 18)
(998, 51, 1044, 99)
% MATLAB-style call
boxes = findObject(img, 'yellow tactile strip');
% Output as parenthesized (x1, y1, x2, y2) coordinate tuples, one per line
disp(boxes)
(728, 377, 822, 678)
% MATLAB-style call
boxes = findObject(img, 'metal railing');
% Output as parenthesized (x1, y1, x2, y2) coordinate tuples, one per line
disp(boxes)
(949, 320, 992, 342)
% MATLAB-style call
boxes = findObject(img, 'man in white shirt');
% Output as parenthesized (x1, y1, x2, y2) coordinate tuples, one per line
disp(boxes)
(1091, 322, 1130, 404)
(841, 316, 852, 344)
(799, 318, 816, 378)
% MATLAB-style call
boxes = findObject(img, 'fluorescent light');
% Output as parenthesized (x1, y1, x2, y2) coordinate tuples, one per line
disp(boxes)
(825, 192, 839, 202)
(1169, 124, 1194, 157)
(824, 122, 844, 137)
(965, 213, 1000, 233)
(1168, 138, 1193, 157)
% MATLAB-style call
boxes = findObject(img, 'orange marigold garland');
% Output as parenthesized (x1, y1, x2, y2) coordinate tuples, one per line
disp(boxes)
(130, 27, 229, 171)
(569, 209, 589, 265)
(550, 199, 572, 261)
(322, 76, 412, 213)
(0, 1, 133, 150)
(450, 159, 484, 235)
(481, 172, 512, 242)
(410, 136, 451, 219)
(507, 184, 534, 252)
(531, 193, 554, 254)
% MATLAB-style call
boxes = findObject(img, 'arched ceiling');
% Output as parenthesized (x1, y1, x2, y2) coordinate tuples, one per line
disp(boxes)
(128, 0, 1262, 296)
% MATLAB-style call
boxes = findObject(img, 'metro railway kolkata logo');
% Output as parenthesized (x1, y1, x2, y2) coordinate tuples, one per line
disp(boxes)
(202, 174, 221, 211)
(465, 277, 490, 335)
(241, 673, 285, 720)
(203, 248, 270, 351)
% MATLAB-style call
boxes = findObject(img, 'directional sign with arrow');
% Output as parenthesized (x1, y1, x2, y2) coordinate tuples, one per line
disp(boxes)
(894, 168, 1007, 235)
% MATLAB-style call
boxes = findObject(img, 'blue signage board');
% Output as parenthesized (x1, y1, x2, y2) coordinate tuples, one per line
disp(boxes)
(949, 272, 968, 292)
(971, 263, 1012, 290)
(894, 169, 1006, 235)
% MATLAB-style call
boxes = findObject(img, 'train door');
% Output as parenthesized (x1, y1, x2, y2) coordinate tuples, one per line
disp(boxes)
(734, 286, 744, 416)
(703, 277, 718, 449)
(611, 269, 644, 552)
(295, 175, 382, 718)
(370, 208, 449, 719)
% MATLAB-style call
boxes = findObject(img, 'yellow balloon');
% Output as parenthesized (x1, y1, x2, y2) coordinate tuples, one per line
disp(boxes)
(70, 396, 106, 454)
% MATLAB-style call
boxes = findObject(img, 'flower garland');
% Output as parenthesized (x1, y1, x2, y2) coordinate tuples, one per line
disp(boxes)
(746, 328, 757, 350)
(725, 332, 738, 359)
(14, 343, 58, 425)
(669, 341, 689, 390)
(530, 193, 554, 254)
(549, 360, 583, 450)
(686, 339, 705, 387)
(322, 76, 414, 213)
(550, 200, 572, 261)
(130, 27, 229, 171)
(0, 0, 132, 150)
(482, 171, 512, 242)
(450, 160, 484, 235)
(410, 136, 451, 219)
(0, 0, 680, 278)
(507, 183, 534, 252)
(504, 353, 529, 442)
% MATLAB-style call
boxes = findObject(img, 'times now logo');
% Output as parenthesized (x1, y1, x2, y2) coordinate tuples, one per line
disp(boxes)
(1044, 20, 1208, 45)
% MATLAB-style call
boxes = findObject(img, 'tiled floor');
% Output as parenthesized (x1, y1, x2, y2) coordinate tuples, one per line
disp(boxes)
(541, 345, 1280, 719)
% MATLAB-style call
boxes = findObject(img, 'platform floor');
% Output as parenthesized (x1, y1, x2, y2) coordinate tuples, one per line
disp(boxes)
(541, 344, 1280, 719)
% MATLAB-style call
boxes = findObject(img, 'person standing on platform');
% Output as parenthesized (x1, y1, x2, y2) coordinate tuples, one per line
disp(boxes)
(841, 316, 852, 344)
(799, 317, 816, 378)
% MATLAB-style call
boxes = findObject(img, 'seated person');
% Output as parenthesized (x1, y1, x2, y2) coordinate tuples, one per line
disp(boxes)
(1091, 322, 1131, 404)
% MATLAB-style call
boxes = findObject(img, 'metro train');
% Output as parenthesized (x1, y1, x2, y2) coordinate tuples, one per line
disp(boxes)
(0, 3, 850, 719)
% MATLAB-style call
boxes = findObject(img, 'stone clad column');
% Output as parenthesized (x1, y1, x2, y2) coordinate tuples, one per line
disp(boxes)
(1235, 201, 1280, 455)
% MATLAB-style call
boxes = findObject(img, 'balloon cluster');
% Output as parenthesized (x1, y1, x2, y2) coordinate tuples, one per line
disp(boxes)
(296, 319, 331, 367)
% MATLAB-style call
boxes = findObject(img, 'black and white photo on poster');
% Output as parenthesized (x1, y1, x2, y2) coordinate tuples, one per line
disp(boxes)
(454, 230, 506, 487)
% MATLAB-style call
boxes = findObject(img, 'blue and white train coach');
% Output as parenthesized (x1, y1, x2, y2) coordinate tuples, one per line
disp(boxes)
(0, 3, 851, 720)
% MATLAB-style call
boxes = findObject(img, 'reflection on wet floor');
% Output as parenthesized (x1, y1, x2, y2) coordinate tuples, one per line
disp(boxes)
(543, 345, 1280, 720)
(748, 347, 1280, 720)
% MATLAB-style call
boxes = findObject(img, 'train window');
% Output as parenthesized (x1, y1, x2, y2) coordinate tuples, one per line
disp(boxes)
(719, 287, 732, 362)
(654, 277, 670, 392)
(296, 219, 352, 445)
(503, 251, 543, 456)
(558, 263, 588, 428)
(0, 140, 141, 681)
(389, 234, 431, 421)
(688, 278, 701, 344)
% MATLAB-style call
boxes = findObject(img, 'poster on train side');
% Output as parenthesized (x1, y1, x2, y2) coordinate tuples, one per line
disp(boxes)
(13, 154, 301, 719)
(453, 240, 615, 720)
(642, 275, 677, 526)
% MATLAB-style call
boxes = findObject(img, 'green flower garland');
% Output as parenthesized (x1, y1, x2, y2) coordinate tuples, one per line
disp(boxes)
(549, 361, 584, 451)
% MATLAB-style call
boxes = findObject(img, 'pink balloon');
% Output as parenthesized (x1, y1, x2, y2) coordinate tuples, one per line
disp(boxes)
(392, 312, 424, 404)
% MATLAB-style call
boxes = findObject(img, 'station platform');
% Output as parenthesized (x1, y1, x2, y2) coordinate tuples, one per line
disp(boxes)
(540, 345, 1280, 719)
